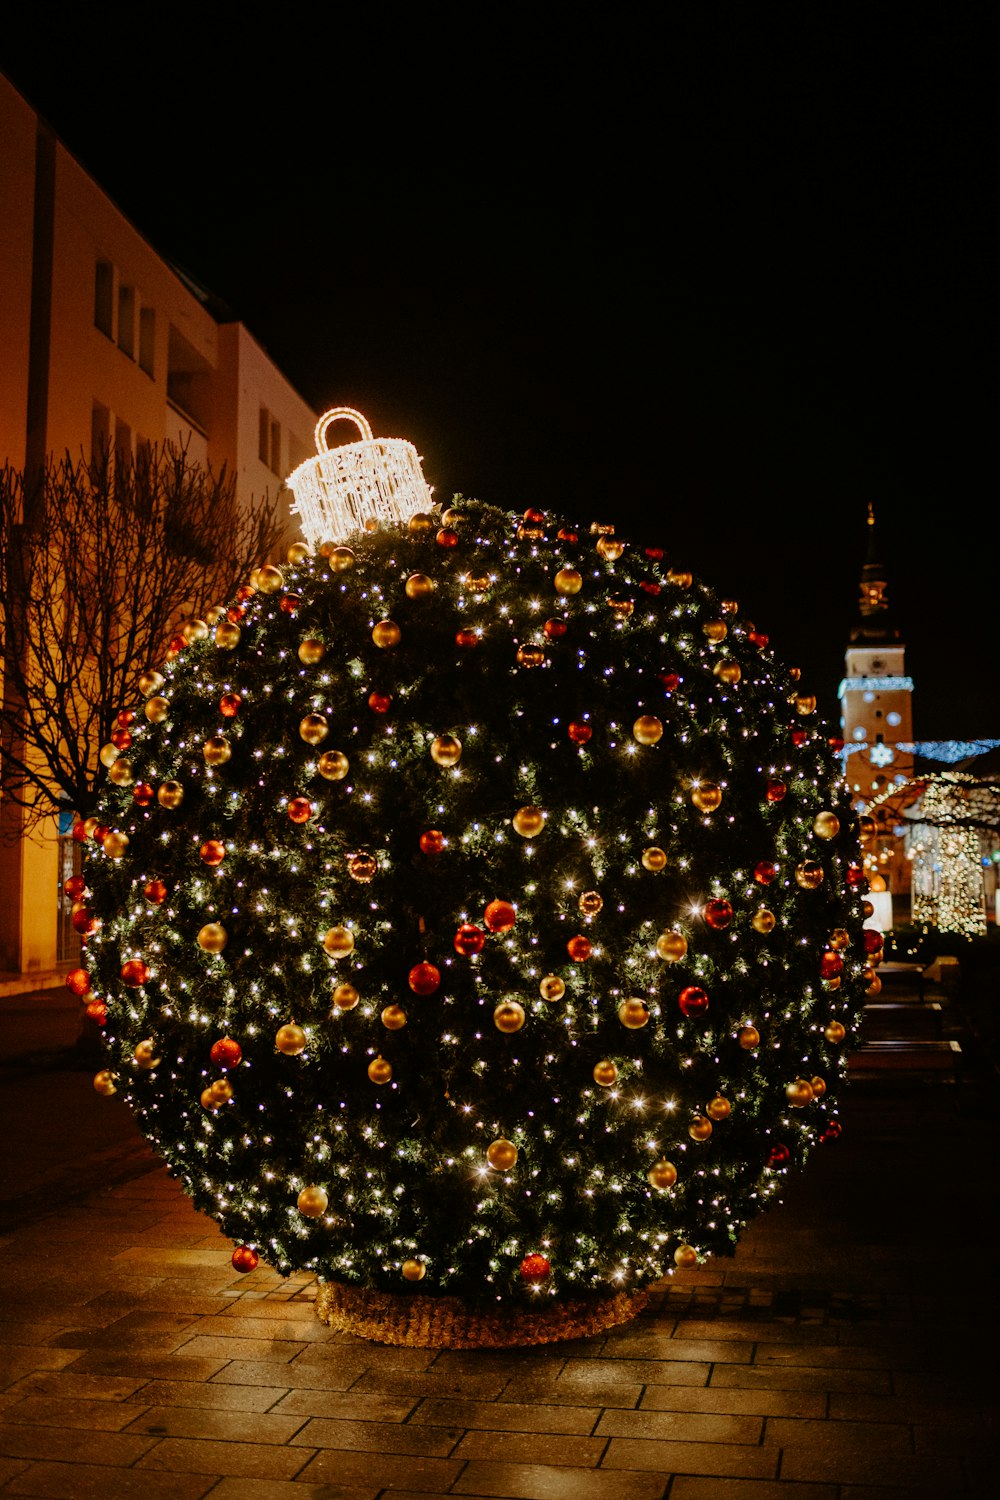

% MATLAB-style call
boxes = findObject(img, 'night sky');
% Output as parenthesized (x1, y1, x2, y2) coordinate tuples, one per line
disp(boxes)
(2, 7, 994, 741)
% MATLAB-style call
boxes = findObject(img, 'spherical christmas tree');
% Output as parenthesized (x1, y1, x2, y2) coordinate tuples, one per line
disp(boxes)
(79, 411, 871, 1347)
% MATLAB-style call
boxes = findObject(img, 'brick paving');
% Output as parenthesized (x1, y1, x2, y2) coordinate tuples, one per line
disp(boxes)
(1, 984, 997, 1497)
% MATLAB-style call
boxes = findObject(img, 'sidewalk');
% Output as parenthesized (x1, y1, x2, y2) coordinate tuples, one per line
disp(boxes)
(0, 983, 996, 1498)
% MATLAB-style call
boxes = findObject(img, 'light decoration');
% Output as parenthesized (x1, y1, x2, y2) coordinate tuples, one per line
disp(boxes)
(287, 408, 434, 547)
(80, 428, 867, 1348)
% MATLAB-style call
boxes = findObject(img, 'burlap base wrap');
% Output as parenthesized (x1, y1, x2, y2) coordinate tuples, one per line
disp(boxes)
(314, 1280, 649, 1349)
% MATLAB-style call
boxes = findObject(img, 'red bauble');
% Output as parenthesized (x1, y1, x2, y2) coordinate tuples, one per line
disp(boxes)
(280, 594, 301, 614)
(703, 899, 732, 930)
(210, 1037, 243, 1070)
(557, 528, 578, 543)
(64, 875, 87, 901)
(845, 865, 867, 891)
(110, 727, 132, 750)
(862, 928, 884, 954)
(520, 1253, 551, 1283)
(65, 968, 91, 997)
(133, 782, 154, 806)
(235, 584, 255, 603)
(819, 951, 845, 980)
(71, 821, 89, 844)
(644, 546, 664, 560)
(287, 797, 313, 824)
(227, 605, 246, 623)
(231, 1246, 259, 1273)
(568, 721, 592, 745)
(768, 1144, 791, 1167)
(220, 692, 242, 717)
(566, 934, 592, 962)
(116, 709, 135, 728)
(454, 924, 486, 956)
(167, 634, 187, 656)
(821, 1120, 843, 1143)
(790, 729, 808, 748)
(754, 861, 778, 885)
(544, 617, 568, 640)
(408, 962, 441, 996)
(84, 1000, 107, 1025)
(639, 580, 661, 595)
(71, 908, 98, 936)
(523, 508, 545, 525)
(92, 824, 109, 844)
(455, 629, 479, 649)
(120, 959, 150, 987)
(766, 779, 787, 802)
(678, 985, 709, 1018)
(368, 691, 392, 714)
(436, 528, 458, 548)
(828, 736, 845, 753)
(200, 840, 226, 866)
(659, 671, 680, 692)
(144, 878, 167, 904)
(748, 629, 769, 648)
(419, 829, 445, 855)
(484, 900, 516, 933)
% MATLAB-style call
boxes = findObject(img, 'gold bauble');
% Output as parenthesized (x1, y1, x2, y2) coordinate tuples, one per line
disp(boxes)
(539, 975, 565, 1002)
(829, 927, 850, 950)
(144, 695, 170, 723)
(656, 930, 688, 962)
(721, 599, 739, 615)
(869, 873, 888, 893)
(323, 926, 355, 958)
(674, 1244, 698, 1269)
(647, 1159, 678, 1190)
(138, 669, 165, 697)
(332, 984, 359, 1011)
(287, 540, 312, 565)
(865, 970, 882, 997)
(203, 736, 232, 766)
(691, 781, 722, 813)
(299, 714, 329, 746)
(210, 1077, 234, 1103)
(702, 620, 728, 643)
(633, 715, 663, 745)
(666, 568, 693, 588)
(157, 780, 184, 809)
(810, 1075, 827, 1098)
(486, 1138, 518, 1171)
(318, 750, 350, 781)
(738, 1025, 760, 1050)
(554, 567, 583, 596)
(181, 617, 208, 643)
(430, 734, 462, 767)
(824, 1020, 847, 1044)
(368, 1056, 393, 1084)
(858, 814, 877, 845)
(328, 547, 355, 572)
(205, 605, 227, 626)
(688, 1115, 713, 1142)
(200, 1087, 219, 1111)
(381, 1004, 408, 1030)
(215, 621, 241, 649)
(401, 1259, 426, 1282)
(795, 694, 817, 716)
(405, 572, 436, 599)
(197, 922, 227, 953)
(596, 536, 625, 561)
(642, 846, 667, 872)
(108, 759, 132, 786)
(813, 812, 841, 841)
(579, 890, 603, 917)
(83, 817, 100, 837)
(512, 806, 545, 837)
(861, 899, 875, 919)
(714, 661, 742, 685)
(275, 1023, 307, 1055)
(133, 1039, 159, 1069)
(298, 638, 326, 665)
(516, 643, 546, 668)
(706, 1095, 732, 1120)
(494, 1001, 526, 1033)
(464, 573, 491, 593)
(372, 619, 402, 649)
(99, 742, 120, 768)
(795, 861, 825, 890)
(93, 1070, 117, 1096)
(256, 564, 284, 593)
(348, 852, 378, 883)
(441, 507, 466, 526)
(618, 999, 649, 1029)
(408, 512, 433, 532)
(822, 976, 842, 992)
(103, 831, 130, 859)
(592, 1060, 618, 1087)
(785, 1078, 814, 1107)
(752, 909, 776, 934)
(297, 1185, 328, 1218)
(607, 596, 634, 619)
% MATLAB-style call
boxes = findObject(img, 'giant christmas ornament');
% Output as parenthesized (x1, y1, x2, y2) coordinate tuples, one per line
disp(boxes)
(82, 408, 867, 1349)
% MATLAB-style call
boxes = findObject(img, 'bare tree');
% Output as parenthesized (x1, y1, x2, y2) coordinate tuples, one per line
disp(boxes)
(0, 443, 283, 833)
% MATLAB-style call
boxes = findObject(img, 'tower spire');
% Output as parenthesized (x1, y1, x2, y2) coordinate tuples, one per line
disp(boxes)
(851, 502, 901, 643)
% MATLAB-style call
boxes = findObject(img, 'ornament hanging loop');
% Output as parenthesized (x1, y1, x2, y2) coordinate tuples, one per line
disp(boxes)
(314, 407, 374, 452)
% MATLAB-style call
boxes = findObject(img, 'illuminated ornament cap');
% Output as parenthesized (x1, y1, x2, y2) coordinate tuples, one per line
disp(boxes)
(287, 407, 434, 546)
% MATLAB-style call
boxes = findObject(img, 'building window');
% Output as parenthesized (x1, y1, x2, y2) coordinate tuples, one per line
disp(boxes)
(91, 401, 111, 467)
(94, 260, 114, 337)
(117, 284, 135, 358)
(258, 406, 282, 474)
(115, 415, 132, 471)
(139, 306, 155, 376)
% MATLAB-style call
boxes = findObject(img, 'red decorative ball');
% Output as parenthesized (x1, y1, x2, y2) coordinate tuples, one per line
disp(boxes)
(557, 528, 578, 543)
(408, 962, 441, 996)
(678, 985, 709, 1018)
(210, 1037, 243, 1070)
(65, 967, 91, 997)
(167, 634, 187, 656)
(72, 908, 98, 936)
(484, 899, 516, 933)
(419, 830, 445, 855)
(766, 778, 787, 802)
(368, 691, 392, 714)
(110, 727, 132, 750)
(231, 1246, 259, 1273)
(121, 959, 150, 987)
(220, 692, 242, 717)
(768, 1143, 791, 1167)
(455, 628, 479, 648)
(227, 605, 246, 623)
(454, 924, 486, 956)
(133, 782, 154, 806)
(828, 736, 845, 753)
(519, 1252, 551, 1283)
(84, 1000, 106, 1025)
(566, 934, 592, 962)
(862, 928, 884, 954)
(116, 709, 135, 728)
(790, 729, 808, 748)
(235, 584, 255, 603)
(287, 797, 313, 824)
(748, 629, 769, 649)
(568, 721, 593, 745)
(544, 617, 568, 639)
(436, 528, 459, 548)
(821, 1120, 843, 1142)
(523, 508, 545, 525)
(280, 594, 301, 614)
(644, 546, 664, 560)
(754, 861, 778, 885)
(93, 824, 109, 844)
(639, 580, 661, 595)
(819, 951, 845, 980)
(71, 819, 89, 844)
(64, 875, 87, 901)
(703, 899, 732, 930)
(659, 671, 680, 692)
(845, 865, 867, 891)
(200, 840, 226, 866)
(143, 878, 167, 904)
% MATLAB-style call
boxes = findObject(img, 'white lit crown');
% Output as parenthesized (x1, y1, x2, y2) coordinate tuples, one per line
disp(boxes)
(286, 407, 434, 547)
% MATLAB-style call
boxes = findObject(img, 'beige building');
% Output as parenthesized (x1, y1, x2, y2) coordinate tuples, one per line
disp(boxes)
(0, 73, 317, 981)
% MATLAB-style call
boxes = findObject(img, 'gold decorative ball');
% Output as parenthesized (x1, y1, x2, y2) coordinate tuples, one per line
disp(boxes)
(441, 507, 465, 526)
(486, 1138, 518, 1171)
(297, 1185, 328, 1218)
(554, 567, 583, 596)
(197, 922, 228, 953)
(200, 1087, 219, 1110)
(323, 926, 355, 958)
(618, 998, 649, 1029)
(861, 899, 875, 919)
(402, 1259, 426, 1282)
(108, 759, 132, 786)
(275, 1023, 306, 1055)
(810, 1075, 827, 1098)
(145, 695, 170, 723)
(656, 930, 688, 962)
(99, 742, 120, 768)
(795, 694, 817, 716)
(348, 852, 378, 883)
(181, 617, 209, 643)
(93, 1069, 117, 1096)
(430, 734, 462, 767)
(785, 1078, 815, 1107)
(203, 736, 232, 766)
(287, 540, 312, 565)
(795, 861, 825, 890)
(210, 1077, 234, 1103)
(215, 621, 241, 649)
(647, 1159, 678, 1190)
(512, 806, 545, 837)
(706, 1095, 732, 1120)
(691, 781, 722, 813)
(813, 812, 841, 840)
(368, 1056, 393, 1084)
(579, 890, 603, 917)
(332, 984, 359, 1011)
(516, 644, 546, 668)
(721, 599, 739, 615)
(829, 927, 850, 950)
(329, 547, 355, 572)
(205, 605, 227, 626)
(592, 1060, 618, 1087)
(133, 1039, 159, 1069)
(674, 1244, 698, 1269)
(822, 976, 842, 993)
(714, 661, 742, 685)
(256, 564, 284, 593)
(596, 536, 625, 561)
(138, 669, 165, 697)
(408, 512, 433, 532)
(752, 908, 776, 935)
(642, 846, 667, 872)
(633, 715, 663, 745)
(607, 596, 634, 619)
(824, 1020, 847, 1044)
(372, 619, 402, 649)
(666, 568, 693, 588)
(494, 1001, 526, 1033)
(703, 620, 728, 643)
(464, 573, 491, 593)
(865, 970, 882, 997)
(299, 713, 329, 746)
(858, 814, 877, 844)
(869, 873, 888, 893)
(103, 831, 130, 859)
(381, 1004, 408, 1030)
(157, 780, 184, 809)
(738, 1025, 760, 1050)
(689, 1115, 714, 1141)
(405, 572, 436, 599)
(298, 638, 326, 665)
(539, 975, 565, 1002)
(318, 750, 349, 781)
